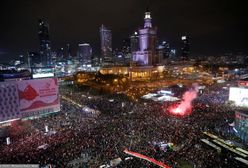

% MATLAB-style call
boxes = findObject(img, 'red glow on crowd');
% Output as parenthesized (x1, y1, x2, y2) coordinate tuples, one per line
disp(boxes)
(168, 103, 192, 116)
(168, 84, 198, 117)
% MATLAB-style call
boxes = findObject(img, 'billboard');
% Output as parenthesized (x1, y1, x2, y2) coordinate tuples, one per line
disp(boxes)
(0, 82, 20, 122)
(32, 68, 54, 79)
(0, 78, 60, 123)
(18, 78, 60, 116)
(229, 87, 248, 107)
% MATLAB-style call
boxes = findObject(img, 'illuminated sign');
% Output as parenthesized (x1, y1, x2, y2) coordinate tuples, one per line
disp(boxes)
(0, 78, 60, 123)
(32, 68, 54, 79)
(18, 78, 60, 114)
(32, 73, 54, 78)
(229, 87, 248, 107)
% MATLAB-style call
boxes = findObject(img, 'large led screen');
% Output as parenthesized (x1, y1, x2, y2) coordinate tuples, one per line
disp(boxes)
(229, 87, 248, 107)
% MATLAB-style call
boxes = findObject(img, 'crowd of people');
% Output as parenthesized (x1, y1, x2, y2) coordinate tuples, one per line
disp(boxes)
(0, 84, 247, 167)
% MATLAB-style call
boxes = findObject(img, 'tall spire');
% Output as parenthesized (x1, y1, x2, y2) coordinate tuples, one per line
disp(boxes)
(146, 0, 150, 13)
(144, 7, 152, 28)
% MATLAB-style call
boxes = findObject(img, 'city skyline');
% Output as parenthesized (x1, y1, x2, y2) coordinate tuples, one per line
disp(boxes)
(0, 0, 247, 63)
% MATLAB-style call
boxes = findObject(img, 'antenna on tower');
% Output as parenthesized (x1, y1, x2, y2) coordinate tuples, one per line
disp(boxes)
(146, 0, 150, 12)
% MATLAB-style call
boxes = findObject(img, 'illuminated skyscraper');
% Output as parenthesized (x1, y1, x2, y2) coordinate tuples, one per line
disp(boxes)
(100, 24, 112, 64)
(78, 43, 92, 65)
(66, 43, 72, 60)
(38, 19, 52, 66)
(121, 38, 131, 65)
(28, 52, 40, 67)
(130, 31, 139, 52)
(132, 9, 158, 65)
(158, 41, 170, 59)
(139, 10, 157, 52)
(181, 36, 190, 59)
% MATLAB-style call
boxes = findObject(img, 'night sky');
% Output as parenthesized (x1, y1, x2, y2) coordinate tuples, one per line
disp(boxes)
(0, 0, 247, 63)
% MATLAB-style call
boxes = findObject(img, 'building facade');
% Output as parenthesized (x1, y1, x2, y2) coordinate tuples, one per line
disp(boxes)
(28, 52, 41, 67)
(130, 32, 139, 53)
(181, 36, 190, 59)
(100, 24, 112, 64)
(78, 43, 92, 65)
(38, 19, 52, 67)
(66, 43, 72, 60)
(132, 10, 158, 65)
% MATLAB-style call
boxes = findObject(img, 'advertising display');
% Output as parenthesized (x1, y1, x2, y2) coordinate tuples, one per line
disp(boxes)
(0, 77, 60, 123)
(229, 87, 248, 107)
(238, 80, 248, 87)
(0, 82, 20, 123)
(32, 67, 54, 79)
(18, 78, 60, 116)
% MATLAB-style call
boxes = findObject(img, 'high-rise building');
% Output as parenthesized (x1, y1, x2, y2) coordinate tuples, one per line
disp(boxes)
(56, 48, 64, 61)
(121, 39, 131, 65)
(100, 24, 112, 64)
(51, 51, 57, 65)
(169, 49, 177, 58)
(139, 10, 157, 51)
(19, 55, 25, 65)
(130, 32, 139, 53)
(78, 43, 92, 65)
(112, 38, 131, 65)
(38, 19, 52, 67)
(92, 55, 100, 66)
(113, 48, 124, 65)
(181, 36, 190, 59)
(27, 52, 41, 67)
(132, 9, 158, 65)
(157, 41, 170, 61)
(66, 43, 72, 60)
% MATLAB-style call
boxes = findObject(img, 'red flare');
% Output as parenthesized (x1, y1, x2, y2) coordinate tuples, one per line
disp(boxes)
(124, 148, 171, 168)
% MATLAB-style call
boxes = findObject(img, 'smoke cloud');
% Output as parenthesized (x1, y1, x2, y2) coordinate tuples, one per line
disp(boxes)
(168, 83, 199, 116)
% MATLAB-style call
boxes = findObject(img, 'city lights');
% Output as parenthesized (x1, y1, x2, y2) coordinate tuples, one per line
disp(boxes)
(0, 1, 247, 167)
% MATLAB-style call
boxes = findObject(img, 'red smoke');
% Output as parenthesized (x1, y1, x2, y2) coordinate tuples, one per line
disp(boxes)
(168, 84, 198, 117)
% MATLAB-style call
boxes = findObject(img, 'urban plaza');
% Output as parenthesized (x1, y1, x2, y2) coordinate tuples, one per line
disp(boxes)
(0, 0, 248, 167)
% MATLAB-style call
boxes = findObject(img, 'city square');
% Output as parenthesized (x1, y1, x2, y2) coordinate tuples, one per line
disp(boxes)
(0, 0, 248, 167)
